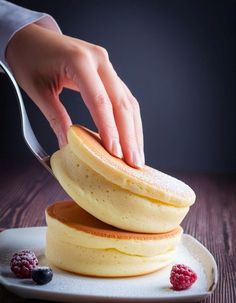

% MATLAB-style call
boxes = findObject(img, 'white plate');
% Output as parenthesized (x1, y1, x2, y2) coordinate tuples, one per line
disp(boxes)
(0, 227, 217, 302)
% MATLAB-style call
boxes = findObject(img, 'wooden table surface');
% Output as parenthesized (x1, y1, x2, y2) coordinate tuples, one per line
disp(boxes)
(0, 158, 235, 303)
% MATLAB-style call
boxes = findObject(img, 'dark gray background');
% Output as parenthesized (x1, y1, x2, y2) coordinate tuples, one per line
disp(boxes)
(1, 0, 235, 172)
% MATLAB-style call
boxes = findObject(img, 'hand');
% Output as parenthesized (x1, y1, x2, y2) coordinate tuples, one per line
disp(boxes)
(6, 23, 144, 168)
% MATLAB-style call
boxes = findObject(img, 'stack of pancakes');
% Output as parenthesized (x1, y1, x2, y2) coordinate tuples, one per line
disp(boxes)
(45, 125, 195, 277)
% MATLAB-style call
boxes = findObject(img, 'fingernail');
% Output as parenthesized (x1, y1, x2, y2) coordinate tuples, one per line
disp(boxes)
(58, 132, 67, 148)
(132, 151, 143, 168)
(140, 150, 145, 165)
(111, 140, 123, 158)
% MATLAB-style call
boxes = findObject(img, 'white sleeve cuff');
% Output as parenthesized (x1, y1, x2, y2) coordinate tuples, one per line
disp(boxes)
(0, 0, 61, 66)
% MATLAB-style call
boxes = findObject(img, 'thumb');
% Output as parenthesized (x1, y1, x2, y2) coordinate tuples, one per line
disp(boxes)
(33, 92, 72, 147)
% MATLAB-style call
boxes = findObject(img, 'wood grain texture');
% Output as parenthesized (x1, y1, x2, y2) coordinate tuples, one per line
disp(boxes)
(0, 158, 235, 303)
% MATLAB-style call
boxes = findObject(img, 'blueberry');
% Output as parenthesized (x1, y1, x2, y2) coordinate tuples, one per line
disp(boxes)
(32, 266, 53, 285)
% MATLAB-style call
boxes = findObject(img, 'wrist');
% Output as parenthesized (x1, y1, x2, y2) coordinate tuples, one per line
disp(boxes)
(6, 23, 36, 67)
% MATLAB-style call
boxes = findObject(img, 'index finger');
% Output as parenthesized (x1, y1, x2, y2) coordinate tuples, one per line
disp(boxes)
(68, 61, 123, 159)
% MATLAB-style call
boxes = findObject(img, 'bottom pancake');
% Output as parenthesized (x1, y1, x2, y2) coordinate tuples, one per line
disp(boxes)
(45, 201, 183, 277)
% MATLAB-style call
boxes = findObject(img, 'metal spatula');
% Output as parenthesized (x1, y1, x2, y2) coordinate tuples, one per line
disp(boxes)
(0, 61, 53, 175)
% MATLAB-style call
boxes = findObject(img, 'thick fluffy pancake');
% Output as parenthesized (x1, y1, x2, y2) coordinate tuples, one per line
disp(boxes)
(67, 125, 195, 207)
(51, 145, 189, 233)
(45, 201, 182, 277)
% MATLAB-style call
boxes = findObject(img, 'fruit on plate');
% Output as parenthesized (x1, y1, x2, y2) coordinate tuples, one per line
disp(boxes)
(10, 250, 38, 278)
(32, 266, 53, 285)
(170, 264, 197, 290)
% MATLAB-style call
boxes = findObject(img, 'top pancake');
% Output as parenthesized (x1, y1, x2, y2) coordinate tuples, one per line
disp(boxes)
(67, 125, 195, 207)
(46, 201, 183, 240)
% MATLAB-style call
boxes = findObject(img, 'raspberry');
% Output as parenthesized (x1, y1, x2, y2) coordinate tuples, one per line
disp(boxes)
(170, 264, 197, 290)
(10, 250, 38, 278)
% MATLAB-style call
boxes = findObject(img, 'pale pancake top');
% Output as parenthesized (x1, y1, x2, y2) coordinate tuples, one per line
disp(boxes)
(67, 125, 195, 207)
(47, 201, 183, 240)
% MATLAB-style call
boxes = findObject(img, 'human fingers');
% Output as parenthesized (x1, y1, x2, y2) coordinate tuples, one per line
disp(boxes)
(65, 60, 123, 158)
(120, 80, 145, 164)
(30, 90, 72, 147)
(98, 61, 144, 168)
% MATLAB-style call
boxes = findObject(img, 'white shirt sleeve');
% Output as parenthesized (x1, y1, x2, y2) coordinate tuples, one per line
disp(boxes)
(0, 0, 61, 66)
